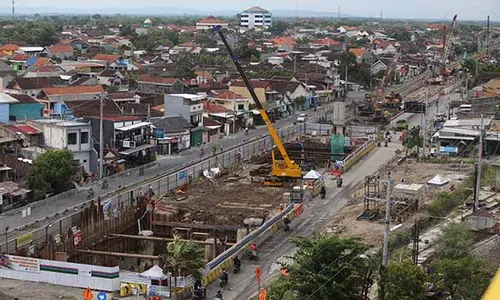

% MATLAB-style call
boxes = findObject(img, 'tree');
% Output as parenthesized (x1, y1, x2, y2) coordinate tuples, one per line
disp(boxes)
(27, 149, 78, 199)
(266, 234, 373, 300)
(269, 20, 289, 36)
(436, 222, 473, 260)
(385, 260, 428, 300)
(294, 96, 307, 110)
(235, 44, 260, 61)
(161, 235, 205, 295)
(431, 257, 492, 299)
(174, 66, 196, 79)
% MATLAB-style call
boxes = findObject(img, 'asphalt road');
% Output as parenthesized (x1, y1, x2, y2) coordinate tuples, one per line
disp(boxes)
(205, 135, 403, 300)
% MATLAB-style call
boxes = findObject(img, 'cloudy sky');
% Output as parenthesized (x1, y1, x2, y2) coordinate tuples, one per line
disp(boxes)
(7, 0, 500, 20)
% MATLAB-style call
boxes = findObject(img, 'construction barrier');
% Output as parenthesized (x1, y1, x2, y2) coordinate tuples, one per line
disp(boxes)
(294, 203, 304, 218)
(342, 141, 377, 172)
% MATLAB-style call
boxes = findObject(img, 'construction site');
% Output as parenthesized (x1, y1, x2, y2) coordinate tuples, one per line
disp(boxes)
(327, 150, 473, 247)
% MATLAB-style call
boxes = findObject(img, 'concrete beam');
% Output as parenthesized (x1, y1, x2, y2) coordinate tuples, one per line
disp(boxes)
(107, 233, 235, 246)
(152, 221, 239, 231)
(78, 249, 160, 260)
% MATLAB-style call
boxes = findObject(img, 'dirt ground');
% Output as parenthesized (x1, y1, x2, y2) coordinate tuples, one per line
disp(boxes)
(326, 157, 473, 247)
(155, 163, 287, 227)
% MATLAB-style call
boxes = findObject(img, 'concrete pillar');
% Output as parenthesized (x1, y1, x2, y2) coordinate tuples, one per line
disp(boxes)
(205, 238, 216, 262)
(236, 228, 247, 242)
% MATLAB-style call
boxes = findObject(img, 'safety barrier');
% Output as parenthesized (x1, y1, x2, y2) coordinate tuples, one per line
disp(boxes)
(196, 203, 301, 288)
(342, 140, 377, 172)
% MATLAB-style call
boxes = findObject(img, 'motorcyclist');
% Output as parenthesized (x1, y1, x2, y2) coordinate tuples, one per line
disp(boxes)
(283, 215, 291, 230)
(215, 290, 224, 300)
(320, 186, 326, 198)
(249, 242, 258, 259)
(220, 268, 229, 286)
(233, 256, 241, 272)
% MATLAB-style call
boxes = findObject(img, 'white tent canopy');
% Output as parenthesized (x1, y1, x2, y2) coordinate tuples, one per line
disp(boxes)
(303, 170, 321, 180)
(427, 175, 449, 186)
(140, 265, 164, 280)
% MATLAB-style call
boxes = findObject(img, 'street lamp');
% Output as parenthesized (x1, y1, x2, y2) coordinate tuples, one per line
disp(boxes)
(45, 223, 54, 259)
(5, 226, 9, 254)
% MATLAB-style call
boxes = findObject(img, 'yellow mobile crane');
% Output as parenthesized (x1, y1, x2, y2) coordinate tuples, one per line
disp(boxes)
(214, 26, 302, 181)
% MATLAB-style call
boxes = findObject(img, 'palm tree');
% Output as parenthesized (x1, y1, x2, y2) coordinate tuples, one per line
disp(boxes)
(161, 235, 205, 298)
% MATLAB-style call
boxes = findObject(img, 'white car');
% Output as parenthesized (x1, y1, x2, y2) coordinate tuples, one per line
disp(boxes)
(296, 113, 307, 123)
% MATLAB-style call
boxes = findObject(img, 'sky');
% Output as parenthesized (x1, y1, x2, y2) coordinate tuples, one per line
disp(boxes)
(6, 0, 500, 21)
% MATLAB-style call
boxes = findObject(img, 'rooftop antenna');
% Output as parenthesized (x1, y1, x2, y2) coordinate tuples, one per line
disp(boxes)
(487, 15, 491, 60)
(295, 0, 298, 22)
(12, 0, 15, 20)
(338, 6, 340, 19)
(380, 9, 383, 20)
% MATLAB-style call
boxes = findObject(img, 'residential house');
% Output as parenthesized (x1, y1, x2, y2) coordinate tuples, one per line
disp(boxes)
(59, 97, 123, 119)
(9, 54, 31, 71)
(30, 119, 93, 172)
(164, 94, 205, 146)
(108, 92, 141, 104)
(203, 100, 237, 136)
(373, 40, 398, 55)
(0, 123, 43, 147)
(240, 6, 272, 30)
(0, 181, 31, 213)
(309, 38, 343, 51)
(269, 80, 308, 115)
(136, 75, 182, 94)
(45, 44, 75, 60)
(271, 37, 296, 50)
(0, 61, 16, 88)
(97, 69, 129, 91)
(5, 77, 66, 98)
(0, 93, 21, 123)
(337, 26, 357, 34)
(37, 85, 105, 116)
(0, 44, 20, 56)
(196, 16, 229, 31)
(349, 48, 374, 64)
(426, 24, 445, 31)
(22, 65, 65, 78)
(229, 80, 281, 120)
(17, 47, 44, 56)
(6, 93, 43, 121)
(84, 115, 154, 172)
(59, 61, 107, 75)
(151, 116, 192, 154)
(371, 60, 388, 75)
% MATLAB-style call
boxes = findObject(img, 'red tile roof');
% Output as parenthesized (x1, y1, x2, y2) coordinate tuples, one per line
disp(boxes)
(349, 48, 366, 58)
(92, 53, 121, 63)
(230, 80, 271, 89)
(14, 125, 41, 135)
(43, 85, 104, 96)
(10, 54, 30, 61)
(33, 57, 53, 67)
(271, 37, 296, 47)
(102, 116, 141, 122)
(427, 24, 445, 30)
(47, 44, 74, 53)
(212, 90, 245, 100)
(137, 75, 178, 85)
(203, 100, 229, 113)
(311, 37, 340, 46)
(0, 44, 19, 51)
(198, 16, 227, 24)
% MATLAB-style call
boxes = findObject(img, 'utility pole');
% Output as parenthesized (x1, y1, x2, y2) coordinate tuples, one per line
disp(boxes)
(380, 172, 392, 300)
(411, 218, 420, 265)
(12, 0, 15, 20)
(421, 86, 429, 158)
(474, 113, 483, 211)
(337, 6, 340, 19)
(344, 64, 348, 100)
(99, 94, 104, 180)
(487, 16, 490, 60)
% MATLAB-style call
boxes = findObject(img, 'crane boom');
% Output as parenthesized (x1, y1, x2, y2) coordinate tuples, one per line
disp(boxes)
(214, 26, 301, 178)
(441, 14, 458, 74)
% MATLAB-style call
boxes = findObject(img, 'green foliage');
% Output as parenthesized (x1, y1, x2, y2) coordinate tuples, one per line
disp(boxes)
(341, 52, 371, 87)
(174, 66, 196, 79)
(131, 30, 186, 51)
(235, 44, 260, 61)
(436, 222, 473, 260)
(266, 234, 373, 300)
(27, 149, 77, 199)
(431, 257, 492, 299)
(0, 21, 59, 46)
(269, 20, 289, 36)
(249, 69, 293, 79)
(294, 96, 307, 110)
(385, 260, 428, 300)
(428, 175, 473, 217)
(161, 235, 205, 278)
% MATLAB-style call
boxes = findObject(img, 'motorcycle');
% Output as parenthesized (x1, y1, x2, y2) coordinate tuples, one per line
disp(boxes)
(248, 250, 258, 260)
(194, 287, 206, 300)
(336, 177, 343, 188)
(87, 188, 94, 199)
(101, 179, 109, 189)
(234, 264, 241, 273)
(219, 278, 228, 288)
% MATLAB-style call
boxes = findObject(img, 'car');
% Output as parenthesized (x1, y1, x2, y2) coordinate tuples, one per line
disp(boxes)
(296, 113, 307, 123)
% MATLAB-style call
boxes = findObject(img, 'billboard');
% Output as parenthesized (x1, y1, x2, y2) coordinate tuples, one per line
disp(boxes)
(0, 254, 40, 273)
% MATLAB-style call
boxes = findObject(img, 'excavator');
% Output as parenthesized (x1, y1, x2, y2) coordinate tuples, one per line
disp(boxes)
(214, 26, 303, 185)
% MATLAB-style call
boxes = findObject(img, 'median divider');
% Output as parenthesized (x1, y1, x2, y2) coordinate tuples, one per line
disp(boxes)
(342, 140, 377, 172)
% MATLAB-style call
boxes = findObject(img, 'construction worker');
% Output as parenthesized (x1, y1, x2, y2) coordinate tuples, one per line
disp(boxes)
(279, 203, 284, 211)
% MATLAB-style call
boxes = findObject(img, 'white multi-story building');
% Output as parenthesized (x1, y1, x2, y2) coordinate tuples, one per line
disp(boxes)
(30, 119, 93, 172)
(240, 6, 272, 31)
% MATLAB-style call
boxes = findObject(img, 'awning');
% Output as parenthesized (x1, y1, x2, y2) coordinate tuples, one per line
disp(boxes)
(119, 144, 154, 155)
(116, 122, 152, 131)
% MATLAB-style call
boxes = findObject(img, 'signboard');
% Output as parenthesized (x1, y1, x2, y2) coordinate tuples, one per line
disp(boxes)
(97, 291, 107, 300)
(178, 170, 187, 180)
(152, 128, 164, 139)
(404, 101, 426, 114)
(16, 232, 33, 248)
(440, 146, 458, 153)
(83, 288, 93, 300)
(0, 255, 40, 272)
(72, 227, 83, 247)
